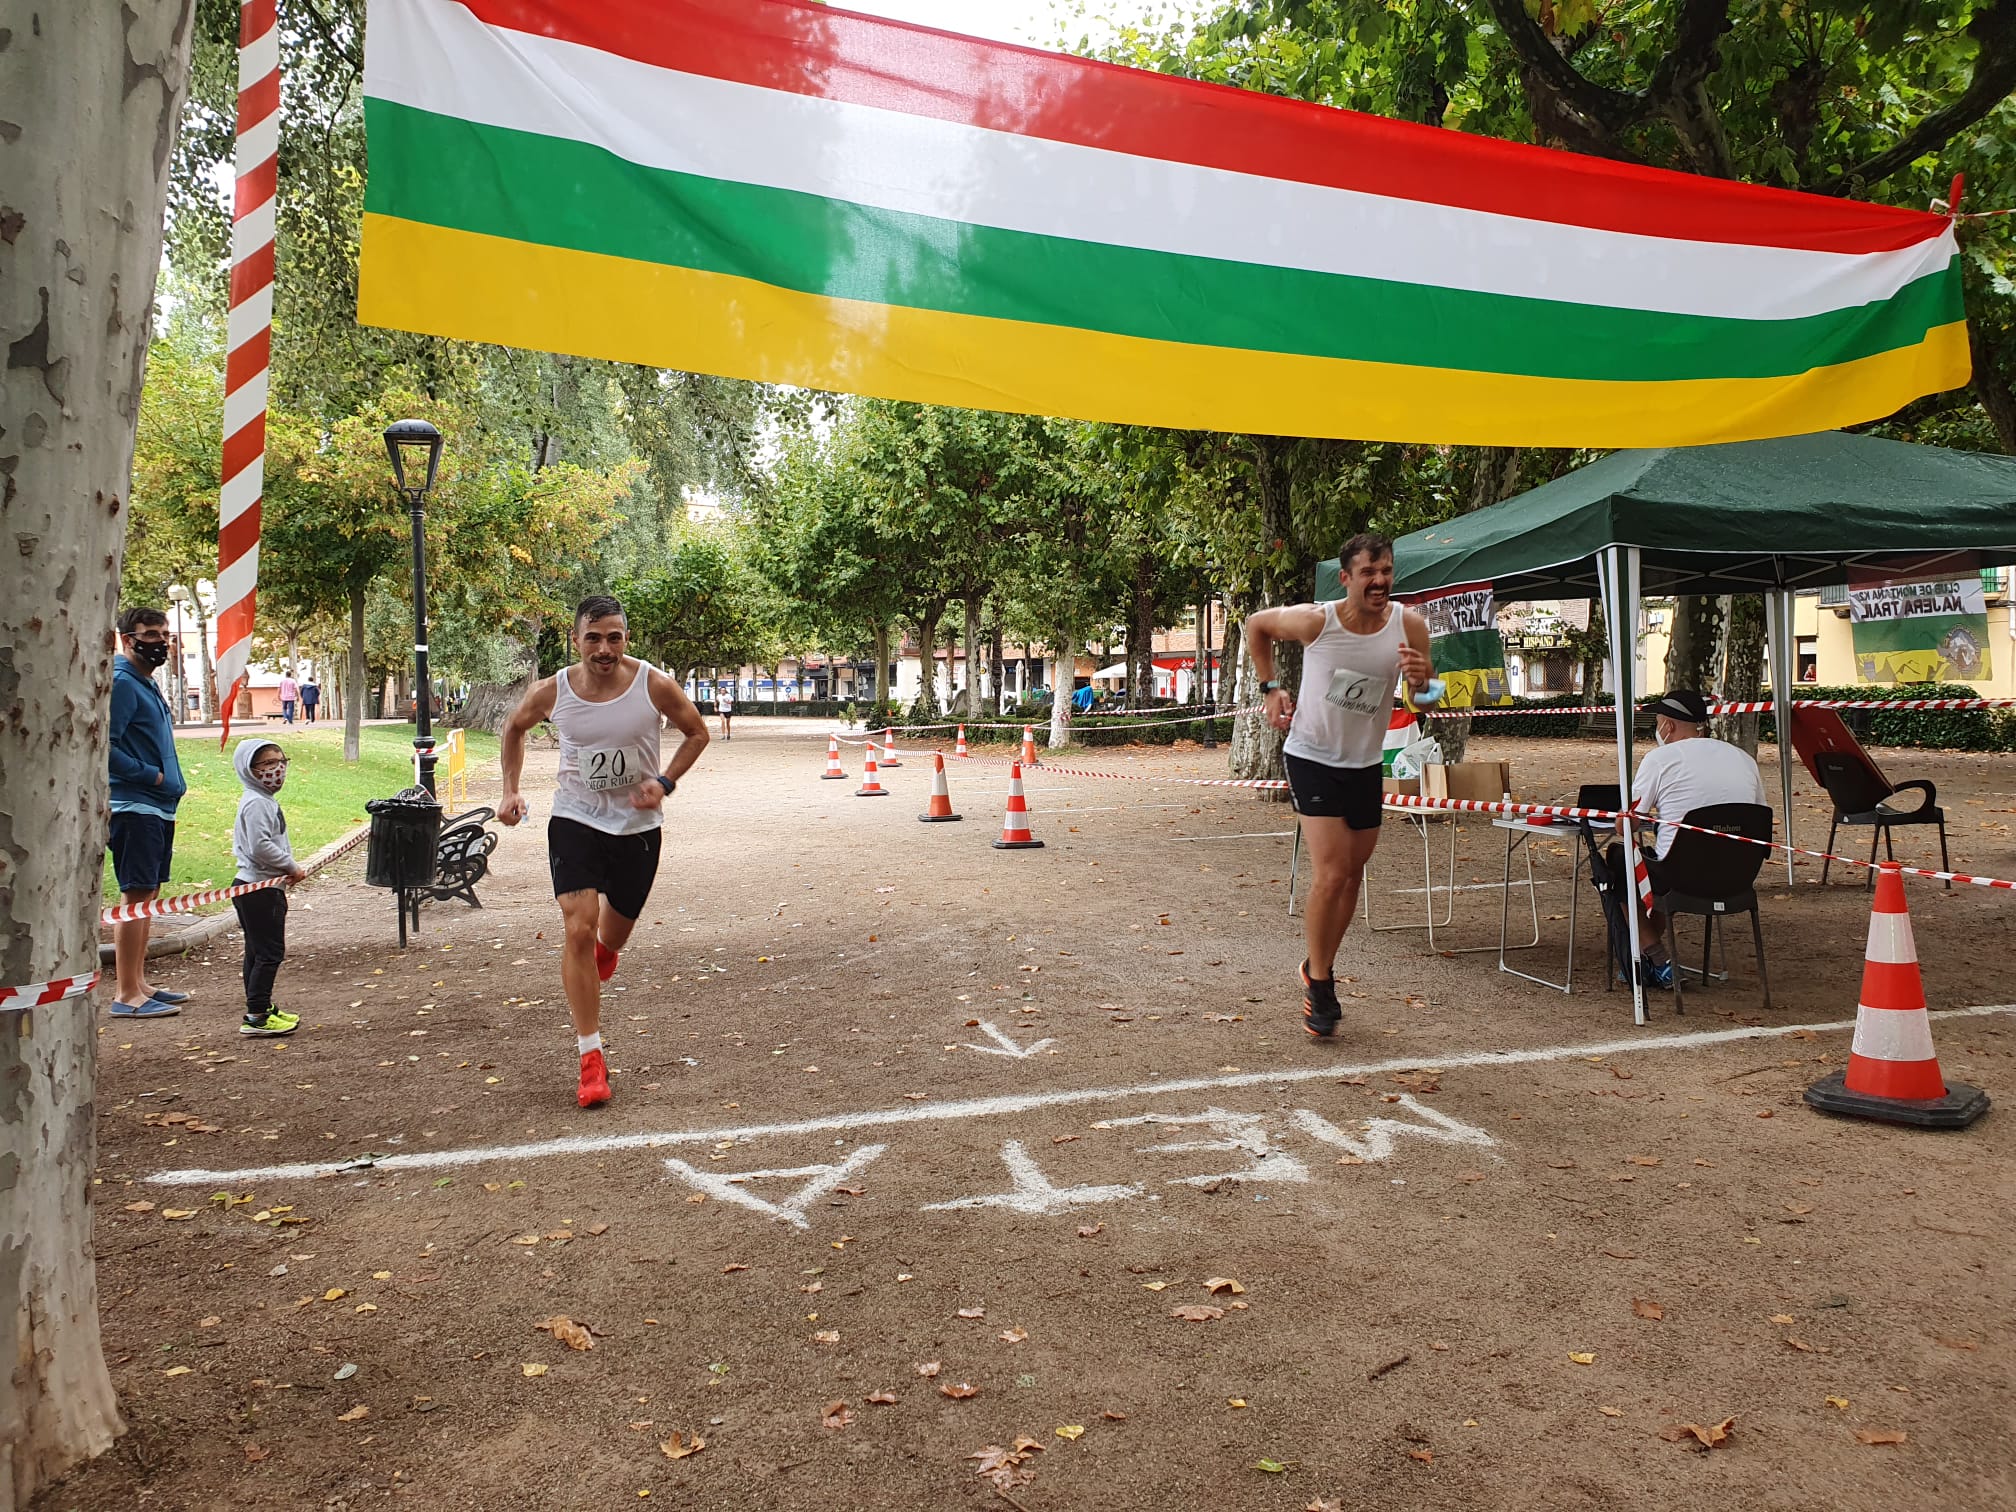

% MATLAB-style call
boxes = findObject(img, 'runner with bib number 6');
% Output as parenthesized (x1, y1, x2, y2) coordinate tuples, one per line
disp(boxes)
(499, 595, 711, 1108)
(1245, 533, 1434, 1039)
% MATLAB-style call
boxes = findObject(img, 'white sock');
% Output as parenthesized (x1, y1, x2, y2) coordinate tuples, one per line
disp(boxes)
(577, 1032, 603, 1056)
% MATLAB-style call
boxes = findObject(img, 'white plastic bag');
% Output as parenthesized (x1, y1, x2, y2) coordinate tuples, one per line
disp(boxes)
(1391, 735, 1443, 780)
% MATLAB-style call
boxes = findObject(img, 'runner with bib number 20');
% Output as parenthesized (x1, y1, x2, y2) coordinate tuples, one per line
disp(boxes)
(499, 595, 711, 1108)
(1245, 534, 1436, 1040)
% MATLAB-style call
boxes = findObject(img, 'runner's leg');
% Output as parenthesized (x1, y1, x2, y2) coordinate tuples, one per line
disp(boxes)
(558, 888, 604, 1039)
(1301, 817, 1382, 978)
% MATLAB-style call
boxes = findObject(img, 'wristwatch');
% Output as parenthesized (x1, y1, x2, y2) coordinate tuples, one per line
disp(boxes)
(1259, 680, 1284, 694)
(655, 774, 676, 796)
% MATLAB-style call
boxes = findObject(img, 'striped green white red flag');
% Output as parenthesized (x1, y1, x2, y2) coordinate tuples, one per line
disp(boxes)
(1382, 709, 1418, 775)
(357, 0, 1968, 445)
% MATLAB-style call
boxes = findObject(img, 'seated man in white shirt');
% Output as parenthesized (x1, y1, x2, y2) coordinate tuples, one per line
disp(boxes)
(1610, 689, 1768, 986)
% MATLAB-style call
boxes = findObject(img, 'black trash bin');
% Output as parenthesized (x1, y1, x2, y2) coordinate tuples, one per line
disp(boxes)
(366, 790, 441, 946)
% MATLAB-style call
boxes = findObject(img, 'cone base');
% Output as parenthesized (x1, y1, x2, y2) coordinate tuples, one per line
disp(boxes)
(880, 759, 902, 768)
(918, 812, 963, 823)
(821, 773, 849, 780)
(855, 788, 890, 797)
(1803, 1070, 1990, 1130)
(992, 837, 1045, 849)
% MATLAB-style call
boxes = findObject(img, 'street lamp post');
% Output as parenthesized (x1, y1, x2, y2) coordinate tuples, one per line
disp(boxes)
(166, 585, 190, 727)
(383, 419, 444, 796)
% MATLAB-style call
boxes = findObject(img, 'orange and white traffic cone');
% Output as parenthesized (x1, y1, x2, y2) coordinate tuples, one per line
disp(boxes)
(918, 752, 962, 823)
(856, 743, 890, 798)
(1805, 862, 1988, 1129)
(880, 726, 902, 767)
(820, 734, 848, 780)
(991, 761, 1044, 849)
(1020, 725, 1039, 767)
(955, 725, 969, 759)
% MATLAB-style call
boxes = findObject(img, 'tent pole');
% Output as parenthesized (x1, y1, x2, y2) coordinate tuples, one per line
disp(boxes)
(1600, 546, 1647, 1027)
(1765, 589, 1798, 885)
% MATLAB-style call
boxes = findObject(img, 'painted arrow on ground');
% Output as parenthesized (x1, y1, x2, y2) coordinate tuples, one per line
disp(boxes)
(961, 1020, 1056, 1059)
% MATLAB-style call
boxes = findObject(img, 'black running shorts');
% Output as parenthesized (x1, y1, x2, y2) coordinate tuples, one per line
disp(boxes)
(547, 815, 663, 920)
(1283, 754, 1384, 831)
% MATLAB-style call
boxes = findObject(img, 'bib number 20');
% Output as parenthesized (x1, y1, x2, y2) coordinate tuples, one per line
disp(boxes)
(585, 748, 633, 792)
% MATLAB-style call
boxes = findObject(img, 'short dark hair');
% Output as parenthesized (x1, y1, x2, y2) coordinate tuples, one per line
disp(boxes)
(118, 606, 169, 637)
(574, 594, 626, 626)
(252, 742, 285, 766)
(1339, 532, 1394, 572)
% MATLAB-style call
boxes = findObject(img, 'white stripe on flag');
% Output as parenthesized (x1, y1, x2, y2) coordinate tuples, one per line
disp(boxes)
(363, 0, 1953, 325)
(1849, 1005, 1937, 1064)
(219, 464, 264, 526)
(1863, 910, 1917, 965)
(215, 545, 260, 609)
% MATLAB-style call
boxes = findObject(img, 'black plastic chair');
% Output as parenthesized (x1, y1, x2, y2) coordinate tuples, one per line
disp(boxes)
(1571, 784, 1640, 992)
(1648, 802, 1772, 1014)
(1812, 752, 1950, 890)
(426, 806, 497, 910)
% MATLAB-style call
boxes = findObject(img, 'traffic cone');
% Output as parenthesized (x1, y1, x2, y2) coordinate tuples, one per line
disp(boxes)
(1805, 862, 1988, 1129)
(956, 725, 969, 759)
(991, 761, 1044, 849)
(1020, 725, 1039, 767)
(856, 743, 890, 798)
(820, 734, 848, 780)
(880, 726, 902, 767)
(918, 752, 962, 823)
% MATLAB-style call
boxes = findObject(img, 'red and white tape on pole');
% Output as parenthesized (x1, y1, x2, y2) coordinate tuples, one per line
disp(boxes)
(213, 0, 279, 742)
(1431, 697, 2016, 719)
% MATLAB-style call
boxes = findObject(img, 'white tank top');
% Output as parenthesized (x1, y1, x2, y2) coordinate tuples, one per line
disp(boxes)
(551, 659, 664, 835)
(1281, 601, 1404, 771)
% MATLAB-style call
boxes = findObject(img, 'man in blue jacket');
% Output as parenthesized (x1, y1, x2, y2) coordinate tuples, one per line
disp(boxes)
(109, 606, 191, 1018)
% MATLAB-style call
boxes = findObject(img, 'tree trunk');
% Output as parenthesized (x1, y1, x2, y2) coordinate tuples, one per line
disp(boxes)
(1224, 592, 1286, 789)
(1970, 322, 2016, 455)
(872, 623, 892, 716)
(1049, 629, 1075, 747)
(1715, 595, 1766, 756)
(988, 622, 1005, 718)
(964, 595, 985, 719)
(456, 677, 534, 734)
(1231, 438, 1304, 781)
(346, 586, 367, 761)
(1664, 595, 1728, 700)
(190, 586, 216, 721)
(943, 621, 957, 709)
(1, 4, 192, 1502)
(1128, 556, 1155, 705)
(284, 626, 300, 682)
(913, 610, 941, 717)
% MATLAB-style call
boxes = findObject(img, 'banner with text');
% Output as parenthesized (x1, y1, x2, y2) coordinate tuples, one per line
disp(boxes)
(1407, 582, 1512, 709)
(1848, 566, 1992, 684)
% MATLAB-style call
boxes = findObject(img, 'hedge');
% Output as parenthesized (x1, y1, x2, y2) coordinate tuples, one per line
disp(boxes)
(892, 707, 1233, 748)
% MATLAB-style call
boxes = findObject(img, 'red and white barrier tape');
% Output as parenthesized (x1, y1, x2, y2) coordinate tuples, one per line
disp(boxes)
(0, 972, 101, 1015)
(98, 825, 370, 926)
(1430, 697, 2016, 719)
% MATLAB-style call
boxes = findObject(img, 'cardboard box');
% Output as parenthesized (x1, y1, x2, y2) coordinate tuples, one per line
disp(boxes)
(1381, 776, 1420, 797)
(1424, 760, 1512, 803)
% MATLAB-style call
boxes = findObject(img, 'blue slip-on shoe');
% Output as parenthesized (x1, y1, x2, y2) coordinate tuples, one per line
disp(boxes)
(110, 998, 180, 1018)
(147, 988, 192, 1005)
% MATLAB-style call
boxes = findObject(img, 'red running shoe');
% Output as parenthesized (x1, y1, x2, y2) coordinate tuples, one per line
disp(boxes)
(595, 939, 619, 982)
(577, 1048, 611, 1108)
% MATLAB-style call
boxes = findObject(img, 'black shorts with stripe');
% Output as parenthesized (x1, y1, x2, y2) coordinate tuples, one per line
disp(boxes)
(1283, 754, 1384, 831)
(547, 815, 663, 920)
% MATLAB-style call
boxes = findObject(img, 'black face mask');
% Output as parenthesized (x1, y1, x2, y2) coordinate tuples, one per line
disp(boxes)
(130, 640, 171, 669)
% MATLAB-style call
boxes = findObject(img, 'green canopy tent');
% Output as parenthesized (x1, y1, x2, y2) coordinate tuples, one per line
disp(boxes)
(1316, 431, 2016, 1023)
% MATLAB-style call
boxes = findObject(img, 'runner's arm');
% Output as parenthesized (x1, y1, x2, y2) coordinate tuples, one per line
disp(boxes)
(1398, 607, 1435, 691)
(497, 677, 558, 825)
(1245, 604, 1326, 731)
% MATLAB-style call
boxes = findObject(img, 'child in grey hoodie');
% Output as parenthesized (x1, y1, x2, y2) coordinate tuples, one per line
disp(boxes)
(232, 739, 307, 1036)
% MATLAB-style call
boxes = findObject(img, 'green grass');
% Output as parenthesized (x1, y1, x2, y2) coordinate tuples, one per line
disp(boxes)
(104, 725, 497, 905)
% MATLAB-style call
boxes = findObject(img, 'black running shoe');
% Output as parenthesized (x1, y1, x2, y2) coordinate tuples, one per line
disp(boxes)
(1300, 960, 1341, 1038)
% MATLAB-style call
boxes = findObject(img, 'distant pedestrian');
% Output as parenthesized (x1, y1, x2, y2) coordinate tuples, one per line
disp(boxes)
(231, 739, 306, 1037)
(278, 669, 299, 724)
(717, 684, 734, 740)
(108, 606, 191, 1019)
(301, 679, 321, 723)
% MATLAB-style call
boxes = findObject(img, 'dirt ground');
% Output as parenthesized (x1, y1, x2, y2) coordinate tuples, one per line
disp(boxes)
(47, 722, 2016, 1512)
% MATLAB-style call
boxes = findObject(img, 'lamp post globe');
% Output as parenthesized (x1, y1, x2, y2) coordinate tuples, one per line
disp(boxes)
(383, 419, 445, 795)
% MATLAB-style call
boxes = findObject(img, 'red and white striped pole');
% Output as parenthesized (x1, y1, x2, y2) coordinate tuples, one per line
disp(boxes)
(214, 0, 279, 740)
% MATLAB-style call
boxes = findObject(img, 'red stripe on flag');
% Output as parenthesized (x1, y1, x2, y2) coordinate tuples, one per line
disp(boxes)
(215, 595, 258, 645)
(218, 496, 263, 560)
(454, 0, 1946, 254)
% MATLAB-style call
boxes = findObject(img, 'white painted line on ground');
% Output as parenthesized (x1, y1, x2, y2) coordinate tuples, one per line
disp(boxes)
(1172, 830, 1296, 842)
(1387, 880, 1559, 895)
(144, 1004, 2016, 1186)
(961, 1020, 1057, 1059)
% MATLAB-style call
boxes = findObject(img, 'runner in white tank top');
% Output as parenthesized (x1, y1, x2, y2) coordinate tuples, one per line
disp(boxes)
(1246, 535, 1435, 1039)
(499, 595, 711, 1109)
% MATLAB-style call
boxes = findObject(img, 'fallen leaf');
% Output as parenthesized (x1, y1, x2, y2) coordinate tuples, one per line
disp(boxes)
(534, 1316, 595, 1351)
(1770, 1314, 1797, 1325)
(1854, 1429, 1908, 1446)
(1659, 1417, 1734, 1450)
(1784, 1338, 1816, 1353)
(521, 1363, 549, 1378)
(322, 1288, 347, 1302)
(1628, 1156, 1663, 1168)
(336, 1405, 370, 1422)
(1935, 1338, 1979, 1351)
(1255, 1458, 1290, 1474)
(659, 1431, 705, 1459)
(1632, 1298, 1665, 1322)
(161, 1209, 197, 1221)
(813, 1330, 841, 1345)
(1826, 1397, 1851, 1411)
(242, 1446, 269, 1463)
(124, 1201, 156, 1213)
(721, 1264, 749, 1274)
(1602, 1248, 1637, 1260)
(1599, 1407, 1624, 1418)
(1406, 1448, 1433, 1464)
(1306, 1501, 1344, 1512)
(1103, 1410, 1128, 1421)
(163, 1365, 193, 1378)
(915, 1361, 941, 1378)
(821, 1401, 854, 1430)
(939, 1382, 980, 1400)
(1204, 1277, 1247, 1296)
(1055, 1424, 1085, 1440)
(957, 1306, 985, 1319)
(587, 1222, 610, 1236)
(1569, 1352, 1596, 1365)
(1140, 1281, 1170, 1292)
(1076, 1222, 1104, 1238)
(998, 1328, 1029, 1344)
(1172, 1305, 1225, 1323)
(866, 1391, 899, 1405)
(1227, 1398, 1248, 1409)
(198, 1315, 221, 1329)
